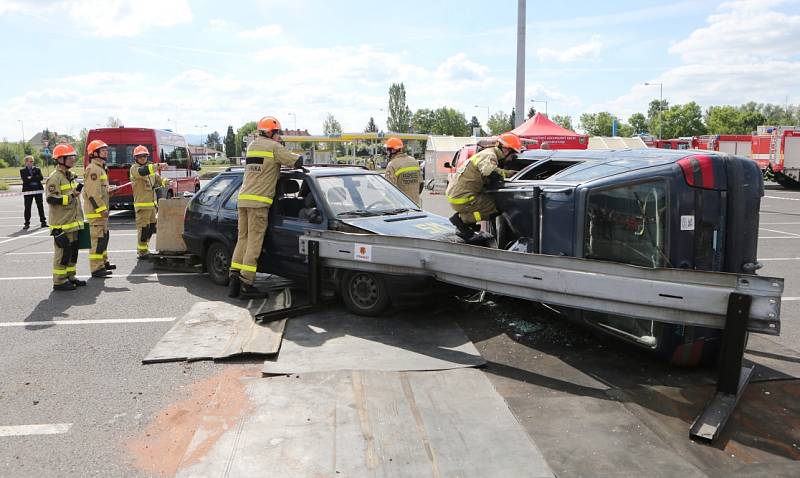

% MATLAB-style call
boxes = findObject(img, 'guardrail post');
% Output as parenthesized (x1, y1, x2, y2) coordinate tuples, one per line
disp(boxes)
(690, 292, 754, 442)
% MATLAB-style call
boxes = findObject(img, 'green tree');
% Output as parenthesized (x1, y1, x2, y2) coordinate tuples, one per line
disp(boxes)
(487, 111, 510, 135)
(205, 131, 222, 149)
(657, 102, 706, 138)
(411, 108, 436, 134)
(628, 113, 648, 134)
(579, 112, 619, 136)
(705, 105, 741, 134)
(323, 113, 342, 135)
(235, 121, 257, 156)
(509, 108, 516, 130)
(551, 114, 573, 131)
(75, 128, 89, 163)
(387, 82, 411, 133)
(364, 117, 378, 133)
(224, 126, 236, 157)
(618, 124, 635, 137)
(468, 116, 485, 136)
(431, 107, 469, 136)
(527, 106, 536, 119)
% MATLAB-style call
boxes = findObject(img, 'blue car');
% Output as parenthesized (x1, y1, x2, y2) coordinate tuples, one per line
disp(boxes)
(183, 166, 456, 315)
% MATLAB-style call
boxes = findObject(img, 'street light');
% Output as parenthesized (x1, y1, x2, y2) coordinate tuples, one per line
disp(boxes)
(287, 113, 296, 132)
(644, 82, 663, 140)
(17, 119, 25, 157)
(194, 124, 207, 147)
(529, 99, 547, 116)
(473, 105, 490, 127)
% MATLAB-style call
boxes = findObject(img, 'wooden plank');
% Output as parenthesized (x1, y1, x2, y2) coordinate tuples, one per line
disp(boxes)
(155, 197, 190, 253)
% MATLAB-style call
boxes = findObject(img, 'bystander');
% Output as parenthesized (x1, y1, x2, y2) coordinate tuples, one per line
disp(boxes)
(19, 155, 47, 229)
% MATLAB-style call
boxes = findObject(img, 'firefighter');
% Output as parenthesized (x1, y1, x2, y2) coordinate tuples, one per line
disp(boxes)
(83, 140, 116, 277)
(45, 144, 86, 291)
(445, 132, 522, 243)
(228, 116, 303, 299)
(383, 137, 422, 206)
(129, 145, 168, 259)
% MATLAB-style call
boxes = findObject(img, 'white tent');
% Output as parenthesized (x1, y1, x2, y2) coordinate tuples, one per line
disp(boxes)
(588, 136, 647, 149)
(425, 135, 476, 190)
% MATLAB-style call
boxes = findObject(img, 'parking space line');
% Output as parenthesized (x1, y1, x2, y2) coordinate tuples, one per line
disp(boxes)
(760, 237, 800, 239)
(0, 272, 203, 281)
(0, 423, 72, 437)
(759, 257, 800, 261)
(759, 227, 800, 237)
(6, 249, 137, 256)
(764, 195, 800, 201)
(781, 297, 800, 301)
(0, 317, 176, 327)
(0, 228, 51, 245)
(761, 222, 800, 225)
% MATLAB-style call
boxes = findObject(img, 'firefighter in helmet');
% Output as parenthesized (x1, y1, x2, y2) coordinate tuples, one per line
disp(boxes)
(45, 144, 86, 290)
(228, 116, 303, 299)
(383, 137, 422, 206)
(130, 145, 168, 258)
(445, 132, 522, 243)
(83, 140, 116, 277)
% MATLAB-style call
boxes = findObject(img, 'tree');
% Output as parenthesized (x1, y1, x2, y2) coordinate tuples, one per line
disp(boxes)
(411, 108, 436, 134)
(106, 116, 122, 128)
(387, 83, 411, 133)
(487, 111, 510, 135)
(628, 113, 648, 135)
(579, 112, 619, 136)
(509, 108, 516, 130)
(468, 116, 485, 136)
(364, 117, 378, 133)
(205, 131, 222, 149)
(647, 100, 669, 121)
(705, 105, 741, 134)
(618, 124, 635, 137)
(76, 128, 89, 162)
(431, 107, 470, 136)
(551, 114, 573, 131)
(323, 113, 342, 135)
(224, 126, 236, 157)
(527, 106, 536, 119)
(235, 121, 257, 156)
(657, 102, 706, 138)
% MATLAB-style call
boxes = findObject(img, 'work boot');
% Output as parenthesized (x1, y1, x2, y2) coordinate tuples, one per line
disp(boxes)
(239, 283, 267, 299)
(41, 221, 48, 228)
(91, 269, 112, 278)
(228, 274, 241, 298)
(449, 213, 477, 241)
(53, 282, 76, 291)
(22, 224, 30, 230)
(137, 253, 151, 260)
(69, 277, 87, 287)
(104, 262, 117, 270)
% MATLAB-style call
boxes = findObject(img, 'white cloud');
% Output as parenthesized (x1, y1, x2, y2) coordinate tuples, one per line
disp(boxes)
(590, 1, 800, 119)
(237, 24, 283, 39)
(0, 0, 192, 37)
(206, 18, 230, 31)
(435, 53, 490, 82)
(536, 36, 603, 63)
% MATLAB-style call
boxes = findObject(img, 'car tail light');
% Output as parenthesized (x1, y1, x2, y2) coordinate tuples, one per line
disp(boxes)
(677, 154, 715, 189)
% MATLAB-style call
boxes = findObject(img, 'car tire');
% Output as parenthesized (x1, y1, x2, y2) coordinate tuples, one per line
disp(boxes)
(340, 270, 390, 316)
(205, 241, 231, 286)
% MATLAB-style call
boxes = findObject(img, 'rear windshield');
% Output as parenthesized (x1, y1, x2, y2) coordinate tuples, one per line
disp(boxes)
(106, 144, 154, 168)
(557, 158, 671, 182)
(515, 160, 583, 181)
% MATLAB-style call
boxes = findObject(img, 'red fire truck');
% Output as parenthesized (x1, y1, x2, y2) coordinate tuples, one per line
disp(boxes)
(85, 127, 201, 208)
(755, 126, 800, 188)
(652, 137, 699, 150)
(697, 135, 753, 160)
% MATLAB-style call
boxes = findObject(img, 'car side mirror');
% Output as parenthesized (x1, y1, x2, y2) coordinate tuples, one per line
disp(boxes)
(443, 162, 452, 169)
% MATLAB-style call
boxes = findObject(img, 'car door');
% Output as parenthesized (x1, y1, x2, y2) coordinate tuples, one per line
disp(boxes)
(218, 178, 242, 252)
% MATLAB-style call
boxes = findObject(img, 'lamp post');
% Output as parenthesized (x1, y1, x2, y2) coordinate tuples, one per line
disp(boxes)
(287, 113, 296, 132)
(473, 105, 490, 127)
(194, 124, 207, 147)
(529, 99, 547, 116)
(644, 82, 663, 140)
(17, 119, 25, 161)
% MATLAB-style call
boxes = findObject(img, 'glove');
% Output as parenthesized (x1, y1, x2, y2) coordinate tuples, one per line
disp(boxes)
(487, 171, 504, 190)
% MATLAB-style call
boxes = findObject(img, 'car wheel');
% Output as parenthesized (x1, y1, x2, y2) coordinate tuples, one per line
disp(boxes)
(205, 241, 231, 286)
(340, 270, 390, 316)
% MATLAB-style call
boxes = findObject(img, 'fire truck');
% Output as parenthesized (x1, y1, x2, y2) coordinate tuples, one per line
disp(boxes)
(752, 125, 800, 188)
(697, 135, 753, 160)
(652, 137, 699, 149)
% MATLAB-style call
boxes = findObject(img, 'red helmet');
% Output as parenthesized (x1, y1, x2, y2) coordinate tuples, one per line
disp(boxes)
(497, 133, 522, 153)
(87, 139, 108, 156)
(384, 137, 403, 150)
(257, 116, 282, 134)
(133, 145, 149, 157)
(53, 143, 77, 160)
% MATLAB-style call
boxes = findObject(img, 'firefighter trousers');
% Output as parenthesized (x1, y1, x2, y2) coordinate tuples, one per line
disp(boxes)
(53, 230, 79, 285)
(88, 220, 110, 272)
(135, 207, 157, 256)
(450, 193, 497, 224)
(230, 206, 269, 285)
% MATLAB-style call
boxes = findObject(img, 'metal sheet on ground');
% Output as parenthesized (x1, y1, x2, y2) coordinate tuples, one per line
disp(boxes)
(746, 333, 800, 381)
(175, 368, 554, 478)
(143, 290, 291, 363)
(262, 309, 486, 374)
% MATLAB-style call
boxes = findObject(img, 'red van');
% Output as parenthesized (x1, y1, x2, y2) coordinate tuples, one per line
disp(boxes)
(84, 127, 201, 208)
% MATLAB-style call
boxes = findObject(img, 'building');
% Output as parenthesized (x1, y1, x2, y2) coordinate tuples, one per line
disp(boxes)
(188, 146, 223, 161)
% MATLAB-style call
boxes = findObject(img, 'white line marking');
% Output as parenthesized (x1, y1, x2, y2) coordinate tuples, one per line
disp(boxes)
(764, 195, 800, 201)
(0, 423, 72, 437)
(0, 272, 203, 281)
(759, 257, 800, 261)
(761, 222, 800, 225)
(0, 317, 176, 327)
(781, 297, 800, 301)
(0, 228, 51, 245)
(6, 249, 137, 256)
(0, 216, 26, 219)
(759, 227, 800, 237)
(760, 236, 800, 239)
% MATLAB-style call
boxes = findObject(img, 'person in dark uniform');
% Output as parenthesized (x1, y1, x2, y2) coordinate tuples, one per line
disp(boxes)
(19, 155, 47, 230)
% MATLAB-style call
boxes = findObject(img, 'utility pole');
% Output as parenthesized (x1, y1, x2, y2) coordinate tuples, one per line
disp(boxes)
(515, 0, 526, 128)
(287, 113, 297, 132)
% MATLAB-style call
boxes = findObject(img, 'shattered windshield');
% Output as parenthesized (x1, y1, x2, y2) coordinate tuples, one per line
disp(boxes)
(316, 174, 420, 217)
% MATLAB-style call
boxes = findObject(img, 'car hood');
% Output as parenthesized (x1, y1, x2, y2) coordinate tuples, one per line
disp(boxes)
(339, 212, 458, 240)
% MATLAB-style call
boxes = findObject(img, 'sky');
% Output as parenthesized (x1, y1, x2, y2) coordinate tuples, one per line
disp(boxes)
(0, 0, 798, 141)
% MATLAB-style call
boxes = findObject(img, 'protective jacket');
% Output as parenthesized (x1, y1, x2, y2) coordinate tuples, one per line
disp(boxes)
(83, 159, 109, 221)
(385, 153, 422, 205)
(445, 147, 513, 203)
(238, 136, 300, 208)
(130, 162, 167, 209)
(46, 166, 83, 232)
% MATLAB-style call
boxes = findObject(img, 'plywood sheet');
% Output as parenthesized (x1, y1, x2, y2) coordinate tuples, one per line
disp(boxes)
(155, 197, 190, 253)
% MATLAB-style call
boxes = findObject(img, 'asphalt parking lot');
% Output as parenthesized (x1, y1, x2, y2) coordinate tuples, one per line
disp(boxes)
(1, 185, 799, 477)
